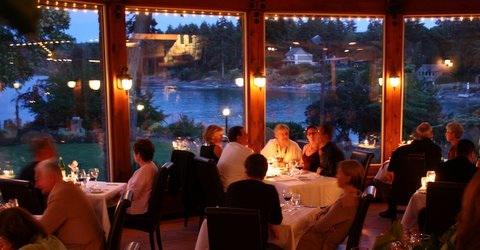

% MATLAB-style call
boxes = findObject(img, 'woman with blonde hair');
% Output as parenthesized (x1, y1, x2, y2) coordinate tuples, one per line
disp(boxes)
(200, 124, 224, 162)
(297, 160, 365, 250)
(456, 171, 480, 250)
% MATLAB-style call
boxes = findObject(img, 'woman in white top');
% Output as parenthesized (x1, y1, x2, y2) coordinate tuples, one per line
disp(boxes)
(261, 124, 302, 164)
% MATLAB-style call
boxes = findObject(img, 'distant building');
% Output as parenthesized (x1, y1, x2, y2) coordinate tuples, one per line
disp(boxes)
(284, 47, 314, 65)
(416, 64, 446, 84)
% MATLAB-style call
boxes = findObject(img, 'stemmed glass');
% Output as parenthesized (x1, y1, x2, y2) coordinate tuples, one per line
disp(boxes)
(292, 193, 301, 209)
(78, 169, 88, 189)
(282, 189, 293, 207)
(89, 168, 100, 188)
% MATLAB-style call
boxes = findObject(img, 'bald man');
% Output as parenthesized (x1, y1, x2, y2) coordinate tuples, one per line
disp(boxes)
(35, 159, 104, 250)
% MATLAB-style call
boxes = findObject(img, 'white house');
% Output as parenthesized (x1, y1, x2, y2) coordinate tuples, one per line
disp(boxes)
(416, 64, 445, 83)
(284, 47, 314, 65)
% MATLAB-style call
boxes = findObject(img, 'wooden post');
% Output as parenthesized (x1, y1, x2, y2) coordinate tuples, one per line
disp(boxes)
(382, 12, 404, 161)
(103, 2, 132, 181)
(245, 4, 266, 152)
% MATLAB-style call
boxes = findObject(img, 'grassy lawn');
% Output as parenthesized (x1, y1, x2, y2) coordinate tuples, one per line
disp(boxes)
(0, 140, 172, 180)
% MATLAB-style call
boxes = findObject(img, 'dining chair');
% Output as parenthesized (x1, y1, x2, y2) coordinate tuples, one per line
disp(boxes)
(106, 190, 132, 250)
(194, 156, 225, 226)
(350, 149, 374, 188)
(0, 178, 45, 215)
(123, 162, 172, 250)
(170, 150, 197, 227)
(205, 207, 263, 250)
(424, 181, 465, 235)
(345, 185, 377, 250)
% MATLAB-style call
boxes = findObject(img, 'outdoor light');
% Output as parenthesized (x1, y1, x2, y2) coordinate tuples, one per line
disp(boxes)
(67, 81, 76, 88)
(254, 76, 266, 88)
(118, 67, 133, 91)
(89, 80, 101, 90)
(13, 81, 22, 89)
(222, 107, 231, 131)
(378, 77, 384, 86)
(235, 77, 244, 87)
(136, 104, 145, 111)
(444, 59, 453, 67)
(389, 76, 400, 89)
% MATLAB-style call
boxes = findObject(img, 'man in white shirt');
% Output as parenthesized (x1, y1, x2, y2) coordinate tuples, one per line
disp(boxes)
(125, 139, 158, 215)
(217, 126, 254, 190)
(261, 123, 302, 164)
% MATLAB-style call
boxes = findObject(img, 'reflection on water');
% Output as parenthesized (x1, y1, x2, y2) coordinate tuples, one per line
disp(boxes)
(145, 84, 322, 126)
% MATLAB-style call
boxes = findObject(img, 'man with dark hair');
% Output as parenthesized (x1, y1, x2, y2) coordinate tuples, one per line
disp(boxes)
(125, 139, 158, 215)
(439, 139, 477, 183)
(217, 126, 253, 190)
(19, 135, 57, 185)
(226, 153, 282, 248)
(35, 159, 104, 249)
(318, 124, 345, 177)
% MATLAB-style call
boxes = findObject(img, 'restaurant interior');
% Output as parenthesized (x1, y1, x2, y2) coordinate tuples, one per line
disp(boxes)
(1, 0, 480, 249)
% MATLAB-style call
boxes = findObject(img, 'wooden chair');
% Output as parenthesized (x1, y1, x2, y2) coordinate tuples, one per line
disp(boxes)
(171, 150, 197, 227)
(345, 186, 377, 250)
(205, 207, 263, 250)
(0, 178, 45, 215)
(123, 162, 173, 250)
(106, 190, 133, 250)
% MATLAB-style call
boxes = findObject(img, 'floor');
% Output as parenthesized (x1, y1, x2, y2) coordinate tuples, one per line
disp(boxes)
(120, 202, 394, 250)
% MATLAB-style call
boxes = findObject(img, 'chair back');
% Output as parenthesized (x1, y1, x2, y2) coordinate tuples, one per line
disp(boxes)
(147, 162, 173, 225)
(0, 178, 44, 214)
(424, 181, 465, 235)
(170, 150, 195, 194)
(346, 186, 376, 250)
(392, 153, 426, 205)
(205, 207, 263, 250)
(106, 190, 133, 250)
(350, 150, 374, 188)
(194, 156, 224, 208)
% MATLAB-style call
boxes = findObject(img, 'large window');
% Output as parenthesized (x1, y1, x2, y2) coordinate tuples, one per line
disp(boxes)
(265, 15, 384, 162)
(0, 5, 108, 179)
(126, 9, 244, 164)
(404, 16, 480, 157)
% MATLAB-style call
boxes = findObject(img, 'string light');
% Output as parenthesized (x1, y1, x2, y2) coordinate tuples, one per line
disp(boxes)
(404, 16, 480, 23)
(264, 15, 383, 22)
(36, 0, 99, 12)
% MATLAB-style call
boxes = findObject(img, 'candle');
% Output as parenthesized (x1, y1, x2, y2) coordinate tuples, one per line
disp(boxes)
(363, 139, 369, 145)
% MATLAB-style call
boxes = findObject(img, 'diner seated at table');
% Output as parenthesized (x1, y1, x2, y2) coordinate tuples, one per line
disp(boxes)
(317, 124, 345, 177)
(438, 139, 477, 184)
(226, 153, 282, 249)
(380, 122, 442, 219)
(217, 126, 254, 190)
(445, 121, 464, 160)
(261, 123, 302, 165)
(0, 207, 66, 250)
(200, 124, 224, 163)
(34, 159, 104, 250)
(18, 135, 57, 186)
(125, 139, 158, 216)
(302, 125, 321, 172)
(296, 160, 364, 250)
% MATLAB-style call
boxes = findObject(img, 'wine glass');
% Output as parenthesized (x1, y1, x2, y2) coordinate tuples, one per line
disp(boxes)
(89, 168, 100, 188)
(78, 169, 88, 189)
(282, 189, 293, 206)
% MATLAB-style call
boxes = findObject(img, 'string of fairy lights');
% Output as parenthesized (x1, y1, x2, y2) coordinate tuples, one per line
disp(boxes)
(124, 7, 241, 19)
(264, 15, 383, 22)
(36, 0, 98, 12)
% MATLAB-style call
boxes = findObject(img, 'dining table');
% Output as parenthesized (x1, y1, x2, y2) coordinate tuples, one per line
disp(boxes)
(194, 205, 321, 250)
(265, 172, 343, 207)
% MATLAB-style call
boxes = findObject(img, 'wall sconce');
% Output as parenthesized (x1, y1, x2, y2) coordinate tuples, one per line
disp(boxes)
(389, 76, 400, 89)
(254, 76, 266, 88)
(378, 77, 384, 86)
(444, 59, 453, 68)
(67, 81, 76, 88)
(234, 77, 244, 87)
(89, 80, 101, 90)
(13, 81, 22, 89)
(118, 67, 133, 91)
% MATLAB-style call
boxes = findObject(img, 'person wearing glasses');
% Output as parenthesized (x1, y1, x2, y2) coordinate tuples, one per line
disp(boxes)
(302, 125, 321, 172)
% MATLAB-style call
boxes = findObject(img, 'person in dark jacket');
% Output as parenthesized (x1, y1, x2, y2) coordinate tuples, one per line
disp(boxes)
(380, 122, 442, 219)
(318, 124, 345, 177)
(226, 153, 282, 248)
(439, 139, 477, 183)
(18, 136, 57, 185)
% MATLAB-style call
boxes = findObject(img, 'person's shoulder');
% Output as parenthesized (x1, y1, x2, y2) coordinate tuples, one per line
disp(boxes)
(339, 192, 360, 208)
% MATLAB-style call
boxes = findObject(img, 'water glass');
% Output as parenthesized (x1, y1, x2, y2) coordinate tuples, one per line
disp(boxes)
(292, 193, 301, 208)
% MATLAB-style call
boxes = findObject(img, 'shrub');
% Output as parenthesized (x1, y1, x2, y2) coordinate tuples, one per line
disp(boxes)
(167, 114, 204, 138)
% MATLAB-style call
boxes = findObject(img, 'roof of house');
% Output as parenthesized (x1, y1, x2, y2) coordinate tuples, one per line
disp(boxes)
(285, 47, 312, 57)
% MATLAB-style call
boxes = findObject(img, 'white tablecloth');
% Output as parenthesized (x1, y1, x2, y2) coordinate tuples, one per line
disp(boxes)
(84, 182, 126, 237)
(195, 206, 320, 250)
(401, 190, 426, 232)
(265, 173, 343, 207)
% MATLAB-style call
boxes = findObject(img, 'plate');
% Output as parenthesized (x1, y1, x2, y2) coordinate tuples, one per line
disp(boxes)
(89, 188, 104, 194)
